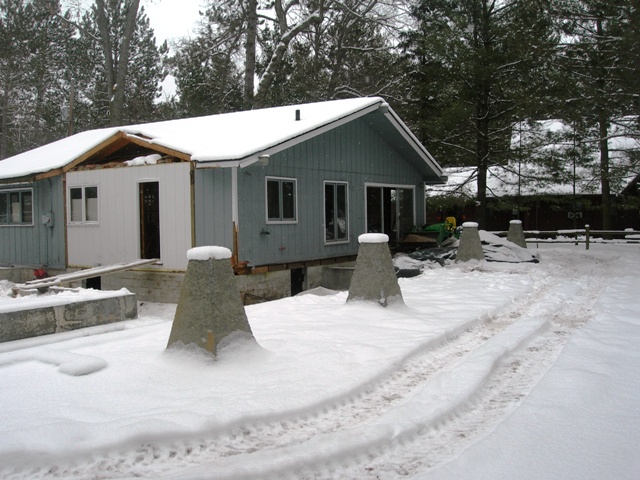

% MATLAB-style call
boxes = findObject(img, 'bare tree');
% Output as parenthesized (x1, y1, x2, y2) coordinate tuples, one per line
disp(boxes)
(94, 0, 140, 125)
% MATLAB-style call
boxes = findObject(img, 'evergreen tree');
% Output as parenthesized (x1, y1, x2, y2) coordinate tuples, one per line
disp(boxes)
(554, 0, 640, 229)
(0, 0, 75, 158)
(74, 1, 166, 128)
(259, 0, 409, 106)
(171, 29, 244, 117)
(403, 0, 559, 226)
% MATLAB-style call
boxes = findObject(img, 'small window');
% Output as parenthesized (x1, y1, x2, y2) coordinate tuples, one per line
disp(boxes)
(324, 181, 349, 243)
(69, 186, 99, 223)
(266, 177, 297, 223)
(0, 189, 33, 225)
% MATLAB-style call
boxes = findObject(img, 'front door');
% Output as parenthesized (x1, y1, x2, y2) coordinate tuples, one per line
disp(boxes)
(139, 182, 161, 260)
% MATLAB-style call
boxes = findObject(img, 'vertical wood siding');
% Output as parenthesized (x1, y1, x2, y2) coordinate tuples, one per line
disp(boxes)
(194, 167, 234, 249)
(0, 177, 65, 268)
(66, 163, 191, 270)
(236, 115, 426, 266)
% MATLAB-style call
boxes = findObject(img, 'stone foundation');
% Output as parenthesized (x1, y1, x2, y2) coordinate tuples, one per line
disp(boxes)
(0, 291, 137, 343)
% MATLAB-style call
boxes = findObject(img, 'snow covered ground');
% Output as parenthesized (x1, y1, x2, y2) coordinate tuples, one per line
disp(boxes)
(0, 243, 638, 479)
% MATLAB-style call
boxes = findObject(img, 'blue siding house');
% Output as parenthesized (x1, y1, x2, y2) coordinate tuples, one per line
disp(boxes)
(0, 97, 444, 299)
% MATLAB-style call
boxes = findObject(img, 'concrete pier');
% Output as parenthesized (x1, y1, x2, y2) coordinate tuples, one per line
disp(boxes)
(456, 222, 485, 262)
(347, 234, 404, 307)
(166, 246, 255, 356)
(507, 220, 527, 248)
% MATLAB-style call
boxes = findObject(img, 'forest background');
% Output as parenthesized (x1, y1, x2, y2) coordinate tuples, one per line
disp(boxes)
(1, 0, 638, 228)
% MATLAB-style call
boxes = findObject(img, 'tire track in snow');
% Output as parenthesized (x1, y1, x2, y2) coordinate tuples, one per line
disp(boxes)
(3, 267, 602, 480)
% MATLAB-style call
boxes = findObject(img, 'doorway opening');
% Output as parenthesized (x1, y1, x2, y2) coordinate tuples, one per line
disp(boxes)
(291, 267, 305, 296)
(366, 185, 414, 242)
(139, 182, 161, 260)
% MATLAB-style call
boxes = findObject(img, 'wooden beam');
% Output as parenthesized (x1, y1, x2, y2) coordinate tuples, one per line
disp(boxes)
(125, 134, 191, 161)
(60, 132, 127, 174)
(239, 255, 358, 275)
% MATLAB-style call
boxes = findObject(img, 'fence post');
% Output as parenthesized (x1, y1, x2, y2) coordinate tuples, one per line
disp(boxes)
(585, 224, 590, 250)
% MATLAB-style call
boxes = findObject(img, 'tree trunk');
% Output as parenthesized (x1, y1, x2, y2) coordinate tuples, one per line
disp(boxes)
(243, 0, 257, 110)
(476, 112, 490, 228)
(95, 0, 140, 126)
(1, 83, 9, 159)
(598, 111, 611, 230)
(252, 1, 325, 108)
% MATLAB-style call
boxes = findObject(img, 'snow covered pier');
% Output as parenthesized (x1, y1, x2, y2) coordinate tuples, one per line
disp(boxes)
(166, 246, 256, 356)
(347, 233, 404, 306)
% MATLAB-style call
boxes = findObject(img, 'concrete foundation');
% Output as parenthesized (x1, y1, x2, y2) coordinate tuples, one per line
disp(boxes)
(3, 258, 354, 308)
(507, 220, 527, 248)
(0, 292, 137, 343)
(166, 248, 254, 355)
(347, 235, 403, 306)
(456, 222, 485, 262)
(321, 265, 355, 291)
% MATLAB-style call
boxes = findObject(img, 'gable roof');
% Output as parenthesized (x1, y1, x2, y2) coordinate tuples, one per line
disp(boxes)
(0, 97, 444, 183)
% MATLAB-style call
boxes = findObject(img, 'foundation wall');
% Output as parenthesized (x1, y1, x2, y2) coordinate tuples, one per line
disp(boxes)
(0, 292, 137, 343)
(3, 260, 355, 307)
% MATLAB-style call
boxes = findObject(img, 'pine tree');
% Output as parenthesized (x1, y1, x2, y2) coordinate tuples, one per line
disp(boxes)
(73, 1, 166, 128)
(554, 0, 640, 229)
(0, 0, 75, 157)
(403, 0, 559, 226)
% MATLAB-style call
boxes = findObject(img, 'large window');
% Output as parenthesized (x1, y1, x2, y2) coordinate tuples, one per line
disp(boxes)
(0, 189, 33, 225)
(324, 181, 348, 243)
(365, 184, 414, 242)
(69, 186, 98, 223)
(266, 177, 297, 223)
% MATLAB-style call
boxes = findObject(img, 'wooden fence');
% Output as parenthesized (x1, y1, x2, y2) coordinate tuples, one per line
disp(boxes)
(507, 225, 640, 250)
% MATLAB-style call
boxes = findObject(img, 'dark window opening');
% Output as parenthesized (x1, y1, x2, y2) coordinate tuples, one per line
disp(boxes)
(266, 177, 297, 222)
(291, 268, 305, 296)
(325, 182, 348, 242)
(85, 276, 101, 290)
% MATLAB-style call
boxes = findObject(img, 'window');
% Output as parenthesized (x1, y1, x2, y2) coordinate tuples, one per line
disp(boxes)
(0, 189, 33, 225)
(324, 181, 348, 243)
(266, 177, 297, 222)
(69, 186, 98, 223)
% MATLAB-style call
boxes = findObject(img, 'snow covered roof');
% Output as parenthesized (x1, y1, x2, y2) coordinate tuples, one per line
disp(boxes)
(0, 97, 443, 182)
(429, 164, 638, 199)
(430, 118, 639, 199)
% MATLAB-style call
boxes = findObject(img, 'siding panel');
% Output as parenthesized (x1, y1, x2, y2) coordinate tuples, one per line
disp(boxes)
(237, 114, 426, 267)
(67, 163, 191, 270)
(0, 177, 65, 268)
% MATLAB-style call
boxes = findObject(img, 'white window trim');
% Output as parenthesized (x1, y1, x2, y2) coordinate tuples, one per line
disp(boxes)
(323, 180, 350, 245)
(0, 187, 34, 227)
(265, 176, 298, 224)
(68, 185, 99, 225)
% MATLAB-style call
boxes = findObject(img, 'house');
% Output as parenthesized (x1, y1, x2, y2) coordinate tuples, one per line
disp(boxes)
(426, 118, 639, 231)
(426, 164, 640, 231)
(0, 97, 445, 301)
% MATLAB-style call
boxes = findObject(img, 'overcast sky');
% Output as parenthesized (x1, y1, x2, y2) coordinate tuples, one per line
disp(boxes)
(62, 0, 203, 45)
(143, 0, 203, 44)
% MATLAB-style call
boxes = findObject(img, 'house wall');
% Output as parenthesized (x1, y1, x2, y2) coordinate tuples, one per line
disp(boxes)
(194, 167, 235, 250)
(235, 115, 426, 267)
(0, 177, 65, 269)
(66, 163, 192, 270)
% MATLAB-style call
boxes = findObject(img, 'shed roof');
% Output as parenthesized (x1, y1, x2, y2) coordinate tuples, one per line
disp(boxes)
(0, 97, 444, 183)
